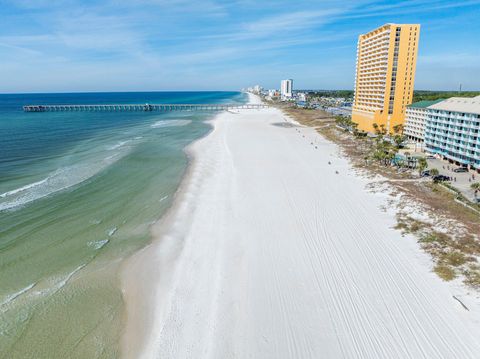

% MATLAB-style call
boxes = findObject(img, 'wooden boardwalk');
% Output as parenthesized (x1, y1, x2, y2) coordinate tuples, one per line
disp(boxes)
(23, 103, 268, 112)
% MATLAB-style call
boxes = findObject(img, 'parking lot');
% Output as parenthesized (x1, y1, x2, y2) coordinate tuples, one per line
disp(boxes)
(425, 157, 479, 201)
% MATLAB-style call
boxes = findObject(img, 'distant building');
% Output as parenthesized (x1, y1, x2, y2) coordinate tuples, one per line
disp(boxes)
(352, 23, 420, 133)
(404, 100, 443, 143)
(253, 85, 263, 94)
(296, 92, 307, 102)
(280, 79, 293, 100)
(425, 96, 480, 171)
(268, 89, 279, 98)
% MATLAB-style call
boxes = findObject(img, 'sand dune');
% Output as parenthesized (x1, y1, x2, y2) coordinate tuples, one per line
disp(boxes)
(123, 95, 480, 359)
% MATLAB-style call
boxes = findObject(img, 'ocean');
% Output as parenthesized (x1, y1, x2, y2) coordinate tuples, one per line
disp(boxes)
(0, 91, 246, 358)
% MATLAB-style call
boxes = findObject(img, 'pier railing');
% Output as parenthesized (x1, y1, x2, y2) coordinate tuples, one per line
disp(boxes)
(23, 103, 268, 112)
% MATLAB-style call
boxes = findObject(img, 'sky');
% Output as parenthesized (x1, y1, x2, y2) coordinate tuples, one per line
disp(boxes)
(0, 0, 479, 93)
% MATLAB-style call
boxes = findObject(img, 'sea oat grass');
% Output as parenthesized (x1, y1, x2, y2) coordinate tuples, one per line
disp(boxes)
(463, 268, 480, 288)
(434, 264, 457, 281)
(441, 251, 467, 267)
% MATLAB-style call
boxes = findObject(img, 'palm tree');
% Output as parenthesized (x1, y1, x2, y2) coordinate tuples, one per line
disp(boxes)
(379, 124, 387, 136)
(417, 157, 428, 175)
(393, 124, 404, 135)
(351, 122, 359, 136)
(386, 150, 396, 167)
(392, 134, 404, 148)
(391, 124, 404, 148)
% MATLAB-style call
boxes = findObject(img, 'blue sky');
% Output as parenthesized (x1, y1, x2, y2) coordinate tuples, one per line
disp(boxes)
(0, 0, 479, 93)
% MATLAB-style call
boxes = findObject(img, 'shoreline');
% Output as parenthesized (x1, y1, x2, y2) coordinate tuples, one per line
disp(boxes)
(121, 93, 480, 358)
(120, 93, 261, 357)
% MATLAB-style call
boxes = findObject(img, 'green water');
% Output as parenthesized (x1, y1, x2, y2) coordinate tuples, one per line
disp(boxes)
(0, 91, 245, 358)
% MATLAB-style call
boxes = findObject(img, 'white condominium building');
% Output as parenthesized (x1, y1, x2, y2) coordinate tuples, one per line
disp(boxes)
(280, 79, 293, 99)
(404, 99, 443, 142)
(425, 96, 480, 171)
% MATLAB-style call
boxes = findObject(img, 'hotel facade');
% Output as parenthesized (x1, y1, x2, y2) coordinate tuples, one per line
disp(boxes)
(425, 96, 480, 171)
(404, 99, 443, 143)
(352, 24, 420, 133)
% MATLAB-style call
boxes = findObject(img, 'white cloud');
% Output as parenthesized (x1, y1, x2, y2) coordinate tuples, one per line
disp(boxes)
(0, 0, 479, 92)
(242, 9, 340, 35)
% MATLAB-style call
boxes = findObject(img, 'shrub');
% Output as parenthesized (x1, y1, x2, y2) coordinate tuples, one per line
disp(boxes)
(419, 232, 451, 246)
(442, 251, 467, 267)
(453, 236, 480, 255)
(434, 264, 456, 281)
(463, 269, 480, 288)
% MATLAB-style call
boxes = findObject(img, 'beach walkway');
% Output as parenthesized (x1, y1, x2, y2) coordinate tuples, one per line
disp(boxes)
(123, 100, 480, 359)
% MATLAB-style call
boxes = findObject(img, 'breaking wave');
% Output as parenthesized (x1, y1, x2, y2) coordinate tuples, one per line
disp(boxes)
(107, 140, 131, 150)
(0, 136, 143, 212)
(0, 179, 48, 199)
(107, 227, 117, 237)
(0, 283, 36, 309)
(151, 119, 192, 128)
(87, 239, 109, 250)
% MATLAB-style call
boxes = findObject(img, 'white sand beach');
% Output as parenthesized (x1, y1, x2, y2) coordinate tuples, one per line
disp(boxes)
(122, 94, 480, 359)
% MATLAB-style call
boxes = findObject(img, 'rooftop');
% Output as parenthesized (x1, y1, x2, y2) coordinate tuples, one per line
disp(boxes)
(407, 99, 444, 109)
(428, 96, 480, 115)
(360, 23, 420, 38)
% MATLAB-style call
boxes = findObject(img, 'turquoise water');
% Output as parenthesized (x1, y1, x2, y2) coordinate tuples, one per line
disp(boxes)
(0, 91, 245, 358)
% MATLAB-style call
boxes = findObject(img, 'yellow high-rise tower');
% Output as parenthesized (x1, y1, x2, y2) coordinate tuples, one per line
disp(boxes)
(352, 23, 420, 133)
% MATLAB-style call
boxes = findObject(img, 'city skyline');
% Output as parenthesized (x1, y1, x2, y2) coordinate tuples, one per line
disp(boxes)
(1, 0, 480, 93)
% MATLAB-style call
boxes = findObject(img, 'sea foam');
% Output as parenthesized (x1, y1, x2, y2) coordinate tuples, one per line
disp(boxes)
(151, 119, 192, 128)
(0, 144, 133, 212)
(108, 140, 131, 150)
(107, 227, 117, 237)
(0, 283, 36, 309)
(0, 179, 48, 198)
(34, 264, 86, 298)
(87, 239, 109, 250)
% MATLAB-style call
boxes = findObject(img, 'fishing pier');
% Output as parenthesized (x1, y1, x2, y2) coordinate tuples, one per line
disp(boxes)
(23, 103, 268, 112)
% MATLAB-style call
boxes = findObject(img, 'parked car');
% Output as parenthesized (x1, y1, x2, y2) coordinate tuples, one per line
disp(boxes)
(420, 170, 430, 177)
(433, 175, 451, 182)
(426, 155, 436, 159)
(453, 167, 468, 173)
